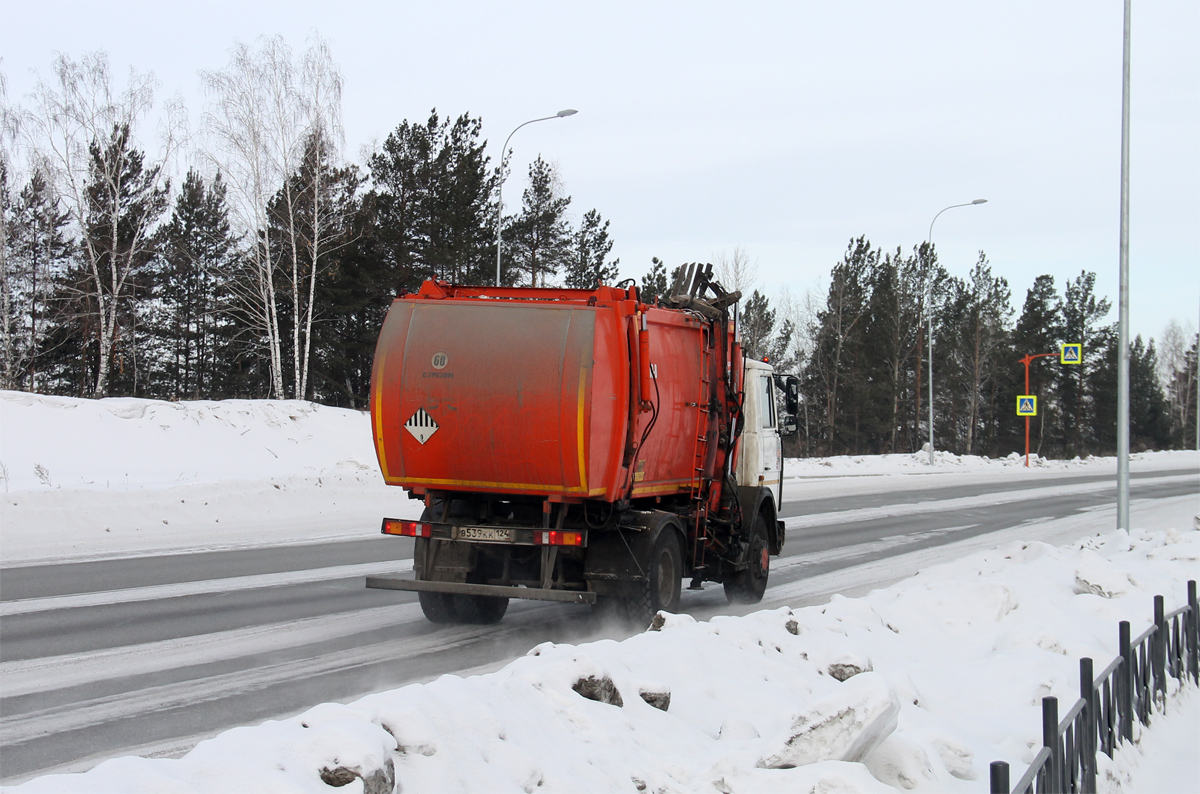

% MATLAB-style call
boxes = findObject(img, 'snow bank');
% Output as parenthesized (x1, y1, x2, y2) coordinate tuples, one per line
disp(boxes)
(9, 524, 1196, 793)
(783, 448, 1197, 478)
(0, 391, 419, 562)
(3, 391, 1195, 563)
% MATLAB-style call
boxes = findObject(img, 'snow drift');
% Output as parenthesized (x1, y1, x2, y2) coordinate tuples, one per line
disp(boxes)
(7, 524, 1196, 793)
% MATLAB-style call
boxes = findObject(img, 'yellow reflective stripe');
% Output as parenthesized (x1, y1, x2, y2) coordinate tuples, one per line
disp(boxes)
(577, 365, 588, 492)
(373, 348, 390, 478)
(387, 476, 589, 493)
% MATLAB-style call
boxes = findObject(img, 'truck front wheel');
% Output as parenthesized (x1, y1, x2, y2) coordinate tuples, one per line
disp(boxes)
(724, 513, 770, 604)
(627, 529, 683, 625)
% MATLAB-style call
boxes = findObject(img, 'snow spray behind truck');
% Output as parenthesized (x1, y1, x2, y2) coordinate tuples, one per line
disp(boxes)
(366, 264, 800, 624)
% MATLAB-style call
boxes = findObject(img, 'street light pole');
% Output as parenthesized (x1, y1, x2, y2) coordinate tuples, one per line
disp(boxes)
(1116, 0, 1132, 530)
(925, 198, 988, 465)
(495, 109, 578, 287)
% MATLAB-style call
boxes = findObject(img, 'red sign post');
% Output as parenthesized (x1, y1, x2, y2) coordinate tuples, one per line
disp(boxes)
(1018, 352, 1059, 467)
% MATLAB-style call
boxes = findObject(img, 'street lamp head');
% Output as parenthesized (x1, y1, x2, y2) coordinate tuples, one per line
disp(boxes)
(556, 109, 578, 117)
(972, 198, 988, 205)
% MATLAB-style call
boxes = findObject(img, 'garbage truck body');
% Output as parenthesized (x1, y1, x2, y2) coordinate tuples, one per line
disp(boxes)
(366, 265, 799, 624)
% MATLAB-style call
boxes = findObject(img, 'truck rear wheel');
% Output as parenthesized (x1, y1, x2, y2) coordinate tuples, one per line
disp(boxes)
(418, 591, 459, 623)
(452, 594, 509, 624)
(724, 513, 770, 604)
(627, 529, 683, 625)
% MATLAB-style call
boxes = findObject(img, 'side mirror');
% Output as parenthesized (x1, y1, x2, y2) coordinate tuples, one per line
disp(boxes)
(784, 376, 800, 416)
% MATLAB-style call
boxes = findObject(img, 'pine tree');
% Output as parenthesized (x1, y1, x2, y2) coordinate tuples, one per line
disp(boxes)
(1092, 331, 1171, 453)
(740, 290, 794, 371)
(563, 208, 618, 289)
(804, 237, 874, 454)
(308, 193, 390, 408)
(503, 156, 572, 287)
(861, 248, 919, 453)
(1058, 271, 1111, 455)
(640, 257, 669, 304)
(2, 168, 73, 391)
(953, 254, 1011, 455)
(368, 110, 495, 291)
(1009, 275, 1062, 456)
(1130, 336, 1171, 450)
(425, 113, 495, 284)
(149, 170, 240, 399)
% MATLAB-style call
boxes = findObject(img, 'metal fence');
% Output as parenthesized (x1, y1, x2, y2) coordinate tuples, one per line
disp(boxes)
(989, 580, 1198, 794)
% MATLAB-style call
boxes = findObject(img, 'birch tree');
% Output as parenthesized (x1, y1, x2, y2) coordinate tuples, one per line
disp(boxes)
(1, 68, 17, 389)
(201, 35, 345, 399)
(23, 52, 181, 397)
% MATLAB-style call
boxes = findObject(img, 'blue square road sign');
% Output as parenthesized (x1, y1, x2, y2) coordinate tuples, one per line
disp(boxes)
(1017, 395, 1037, 416)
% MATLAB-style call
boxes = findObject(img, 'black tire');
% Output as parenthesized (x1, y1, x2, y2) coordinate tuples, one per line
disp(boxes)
(724, 512, 770, 604)
(418, 591, 460, 623)
(626, 529, 683, 626)
(452, 594, 509, 624)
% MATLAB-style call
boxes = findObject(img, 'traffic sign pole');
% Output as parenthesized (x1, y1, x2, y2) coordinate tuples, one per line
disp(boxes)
(1019, 352, 1060, 467)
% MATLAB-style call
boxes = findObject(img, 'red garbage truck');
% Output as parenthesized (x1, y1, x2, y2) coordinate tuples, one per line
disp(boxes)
(366, 264, 799, 624)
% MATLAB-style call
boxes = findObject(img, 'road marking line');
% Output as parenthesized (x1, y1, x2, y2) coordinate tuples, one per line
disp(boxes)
(773, 525, 981, 572)
(780, 474, 1196, 532)
(0, 559, 414, 617)
(1, 604, 415, 697)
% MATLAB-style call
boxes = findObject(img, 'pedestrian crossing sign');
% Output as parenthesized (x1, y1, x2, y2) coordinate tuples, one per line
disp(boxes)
(1061, 343, 1082, 364)
(1017, 395, 1037, 416)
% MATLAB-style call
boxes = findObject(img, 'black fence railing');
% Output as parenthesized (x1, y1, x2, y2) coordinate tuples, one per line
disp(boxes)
(989, 580, 1199, 794)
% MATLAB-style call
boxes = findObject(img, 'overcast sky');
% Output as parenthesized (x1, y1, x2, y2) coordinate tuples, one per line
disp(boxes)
(2, 0, 1197, 344)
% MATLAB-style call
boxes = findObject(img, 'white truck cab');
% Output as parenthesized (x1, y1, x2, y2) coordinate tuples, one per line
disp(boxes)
(737, 357, 800, 509)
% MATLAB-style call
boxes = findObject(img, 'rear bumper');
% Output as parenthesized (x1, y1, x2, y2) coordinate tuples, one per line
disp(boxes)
(365, 575, 597, 604)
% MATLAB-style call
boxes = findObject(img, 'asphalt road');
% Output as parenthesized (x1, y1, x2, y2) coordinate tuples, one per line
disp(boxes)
(1, 467, 1195, 783)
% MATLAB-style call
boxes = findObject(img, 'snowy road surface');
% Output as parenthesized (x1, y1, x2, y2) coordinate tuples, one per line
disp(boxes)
(1, 467, 1194, 783)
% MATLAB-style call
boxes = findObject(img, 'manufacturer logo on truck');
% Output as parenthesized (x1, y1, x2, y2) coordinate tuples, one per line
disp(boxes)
(404, 408, 439, 444)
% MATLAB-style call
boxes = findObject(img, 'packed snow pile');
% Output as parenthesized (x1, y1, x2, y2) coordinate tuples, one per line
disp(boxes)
(9, 524, 1196, 793)
(0, 390, 380, 491)
(782, 448, 1196, 477)
(0, 391, 417, 562)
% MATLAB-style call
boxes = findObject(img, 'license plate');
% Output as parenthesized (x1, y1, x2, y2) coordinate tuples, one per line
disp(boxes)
(457, 526, 513, 542)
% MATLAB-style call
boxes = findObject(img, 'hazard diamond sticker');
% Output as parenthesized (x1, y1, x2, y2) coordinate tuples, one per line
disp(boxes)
(404, 408, 439, 444)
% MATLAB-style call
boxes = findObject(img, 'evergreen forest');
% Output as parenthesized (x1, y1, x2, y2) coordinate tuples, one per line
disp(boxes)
(2, 43, 1196, 459)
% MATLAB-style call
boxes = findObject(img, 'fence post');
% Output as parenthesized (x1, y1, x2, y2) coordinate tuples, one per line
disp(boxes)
(1080, 656, 1095, 794)
(990, 760, 1010, 794)
(1188, 580, 1198, 685)
(1154, 594, 1167, 710)
(1119, 620, 1132, 743)
(1043, 696, 1060, 793)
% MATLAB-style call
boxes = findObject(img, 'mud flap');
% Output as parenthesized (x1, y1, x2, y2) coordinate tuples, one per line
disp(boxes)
(584, 511, 682, 597)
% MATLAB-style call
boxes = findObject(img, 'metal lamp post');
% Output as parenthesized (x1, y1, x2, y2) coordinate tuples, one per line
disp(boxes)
(925, 198, 988, 465)
(494, 109, 578, 287)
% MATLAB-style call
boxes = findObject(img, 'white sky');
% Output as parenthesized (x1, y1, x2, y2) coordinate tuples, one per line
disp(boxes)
(1, 0, 1197, 344)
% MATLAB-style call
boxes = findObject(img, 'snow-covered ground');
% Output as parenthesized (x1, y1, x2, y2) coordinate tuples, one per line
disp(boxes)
(0, 390, 420, 564)
(1, 391, 1197, 793)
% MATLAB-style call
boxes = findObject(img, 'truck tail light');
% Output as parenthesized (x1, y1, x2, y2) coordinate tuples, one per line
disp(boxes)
(534, 530, 583, 546)
(382, 519, 432, 538)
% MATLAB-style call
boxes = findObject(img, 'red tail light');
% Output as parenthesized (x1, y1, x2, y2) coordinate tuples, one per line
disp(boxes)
(382, 519, 432, 537)
(533, 530, 583, 546)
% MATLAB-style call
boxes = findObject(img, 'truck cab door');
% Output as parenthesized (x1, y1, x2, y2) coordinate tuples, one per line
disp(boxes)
(757, 372, 781, 478)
